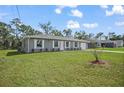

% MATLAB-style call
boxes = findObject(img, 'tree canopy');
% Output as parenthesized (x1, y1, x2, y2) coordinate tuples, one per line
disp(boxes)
(0, 19, 123, 49)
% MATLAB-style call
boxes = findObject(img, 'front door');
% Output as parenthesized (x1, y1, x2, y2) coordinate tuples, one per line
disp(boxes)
(60, 41, 64, 50)
(81, 43, 87, 50)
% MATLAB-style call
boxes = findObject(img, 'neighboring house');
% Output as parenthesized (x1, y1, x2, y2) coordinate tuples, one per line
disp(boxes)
(115, 40, 124, 47)
(96, 40, 116, 48)
(88, 40, 124, 48)
(21, 34, 89, 53)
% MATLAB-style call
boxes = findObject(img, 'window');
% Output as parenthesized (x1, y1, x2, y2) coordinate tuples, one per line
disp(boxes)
(75, 42, 78, 47)
(37, 40, 42, 47)
(54, 40, 58, 47)
(66, 41, 69, 48)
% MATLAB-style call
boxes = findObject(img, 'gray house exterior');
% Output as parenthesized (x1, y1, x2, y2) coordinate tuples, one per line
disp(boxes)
(115, 40, 124, 47)
(95, 40, 116, 48)
(21, 34, 89, 53)
(88, 40, 124, 48)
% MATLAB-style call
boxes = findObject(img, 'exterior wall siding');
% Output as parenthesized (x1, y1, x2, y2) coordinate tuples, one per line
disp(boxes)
(29, 39, 34, 52)
(23, 38, 87, 53)
(60, 41, 64, 50)
(44, 39, 53, 51)
(23, 39, 29, 52)
(80, 43, 87, 50)
(116, 40, 123, 47)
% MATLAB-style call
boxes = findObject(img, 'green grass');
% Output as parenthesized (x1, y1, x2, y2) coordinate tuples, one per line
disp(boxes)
(95, 47, 124, 51)
(0, 50, 124, 87)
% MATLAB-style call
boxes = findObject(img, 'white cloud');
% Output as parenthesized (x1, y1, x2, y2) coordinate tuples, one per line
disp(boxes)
(70, 9, 83, 18)
(115, 21, 124, 26)
(54, 6, 64, 14)
(105, 10, 113, 16)
(100, 5, 108, 9)
(67, 20, 80, 29)
(82, 23, 98, 29)
(54, 5, 78, 14)
(112, 5, 124, 15)
(55, 8, 62, 14)
(0, 13, 8, 19)
(106, 5, 124, 16)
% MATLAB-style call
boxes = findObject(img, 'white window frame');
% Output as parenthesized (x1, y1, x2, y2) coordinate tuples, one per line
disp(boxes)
(36, 40, 42, 48)
(65, 41, 70, 48)
(78, 42, 79, 47)
(74, 42, 78, 48)
(27, 38, 30, 52)
(54, 40, 59, 48)
(42, 40, 44, 49)
(34, 39, 37, 49)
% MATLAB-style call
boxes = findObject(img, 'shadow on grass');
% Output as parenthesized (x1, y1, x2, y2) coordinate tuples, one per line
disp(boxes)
(6, 51, 47, 56)
(6, 51, 26, 56)
(6, 50, 65, 56)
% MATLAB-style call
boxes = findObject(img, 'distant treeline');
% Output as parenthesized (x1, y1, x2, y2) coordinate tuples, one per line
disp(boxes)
(0, 18, 124, 49)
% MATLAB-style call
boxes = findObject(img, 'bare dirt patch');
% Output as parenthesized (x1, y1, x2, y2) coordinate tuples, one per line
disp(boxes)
(91, 60, 108, 64)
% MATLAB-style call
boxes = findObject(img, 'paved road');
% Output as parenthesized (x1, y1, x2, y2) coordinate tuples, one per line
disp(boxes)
(85, 49, 124, 54)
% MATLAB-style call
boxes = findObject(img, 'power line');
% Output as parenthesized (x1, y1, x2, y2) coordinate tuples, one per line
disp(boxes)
(16, 5, 21, 19)
(10, 6, 15, 19)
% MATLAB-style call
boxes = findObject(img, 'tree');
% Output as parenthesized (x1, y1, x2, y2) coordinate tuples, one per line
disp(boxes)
(88, 33, 94, 40)
(39, 21, 53, 34)
(0, 22, 12, 49)
(0, 22, 11, 39)
(90, 41, 106, 64)
(108, 32, 124, 40)
(51, 29, 63, 36)
(108, 32, 115, 40)
(19, 24, 42, 36)
(104, 35, 108, 40)
(115, 35, 122, 40)
(122, 34, 124, 40)
(63, 29, 72, 37)
(34, 30, 42, 35)
(74, 31, 88, 39)
(10, 18, 22, 40)
(74, 31, 81, 39)
(95, 32, 104, 40)
(10, 18, 41, 49)
(3, 40, 9, 49)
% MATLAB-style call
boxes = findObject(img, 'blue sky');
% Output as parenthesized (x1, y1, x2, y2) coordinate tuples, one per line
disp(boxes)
(0, 5, 124, 35)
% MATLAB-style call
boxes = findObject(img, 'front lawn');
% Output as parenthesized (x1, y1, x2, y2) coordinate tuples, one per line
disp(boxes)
(95, 47, 124, 51)
(0, 50, 124, 86)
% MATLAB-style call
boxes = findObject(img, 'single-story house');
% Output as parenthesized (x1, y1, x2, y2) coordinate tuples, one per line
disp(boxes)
(115, 40, 124, 47)
(88, 40, 124, 48)
(96, 40, 116, 48)
(21, 34, 89, 53)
